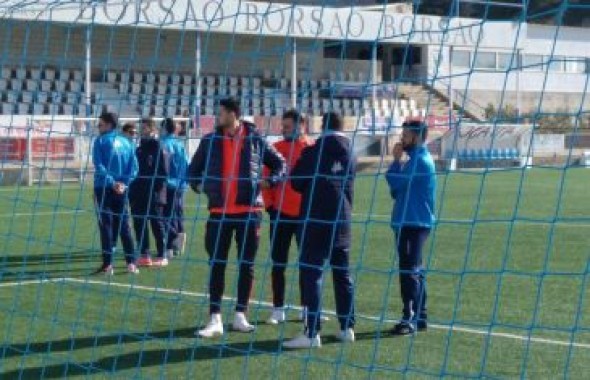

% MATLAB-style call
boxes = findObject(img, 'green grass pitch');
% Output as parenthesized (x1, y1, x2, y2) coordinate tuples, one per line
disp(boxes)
(1, 167, 589, 378)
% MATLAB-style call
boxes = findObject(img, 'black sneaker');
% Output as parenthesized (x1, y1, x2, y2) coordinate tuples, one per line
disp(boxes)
(417, 321, 427, 332)
(391, 322, 415, 336)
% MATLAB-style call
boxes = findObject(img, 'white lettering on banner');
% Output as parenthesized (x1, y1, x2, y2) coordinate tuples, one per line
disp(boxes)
(441, 124, 533, 156)
(0, 0, 520, 48)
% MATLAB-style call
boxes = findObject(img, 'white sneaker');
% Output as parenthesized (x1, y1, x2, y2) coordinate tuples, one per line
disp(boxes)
(283, 333, 321, 349)
(126, 263, 139, 274)
(232, 312, 255, 332)
(337, 328, 355, 343)
(266, 308, 286, 325)
(196, 314, 224, 338)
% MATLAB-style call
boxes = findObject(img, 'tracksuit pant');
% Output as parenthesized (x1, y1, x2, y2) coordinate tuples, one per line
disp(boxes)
(165, 187, 184, 250)
(205, 212, 261, 314)
(94, 188, 135, 266)
(129, 197, 166, 258)
(268, 211, 303, 308)
(396, 226, 430, 324)
(300, 223, 355, 338)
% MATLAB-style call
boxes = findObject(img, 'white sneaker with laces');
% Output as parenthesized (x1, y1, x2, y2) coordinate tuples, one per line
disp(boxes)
(196, 313, 224, 338)
(267, 308, 286, 325)
(337, 328, 355, 343)
(232, 312, 255, 332)
(283, 333, 321, 349)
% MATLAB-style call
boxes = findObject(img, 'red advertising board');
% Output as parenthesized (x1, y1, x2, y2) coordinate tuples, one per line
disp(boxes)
(0, 137, 75, 161)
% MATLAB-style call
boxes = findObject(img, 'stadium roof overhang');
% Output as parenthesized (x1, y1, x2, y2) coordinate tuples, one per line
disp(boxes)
(0, 0, 525, 49)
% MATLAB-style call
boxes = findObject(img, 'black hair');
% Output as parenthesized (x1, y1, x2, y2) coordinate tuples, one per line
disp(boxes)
(121, 123, 136, 134)
(219, 97, 241, 118)
(321, 111, 343, 132)
(99, 112, 118, 129)
(282, 109, 305, 124)
(162, 117, 176, 134)
(402, 120, 429, 141)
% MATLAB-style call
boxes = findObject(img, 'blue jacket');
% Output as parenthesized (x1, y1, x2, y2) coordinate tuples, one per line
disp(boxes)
(160, 135, 188, 190)
(386, 145, 436, 230)
(291, 132, 355, 242)
(92, 130, 138, 189)
(187, 122, 286, 210)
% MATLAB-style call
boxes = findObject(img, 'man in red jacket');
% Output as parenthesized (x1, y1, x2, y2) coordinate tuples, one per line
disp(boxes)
(263, 110, 313, 324)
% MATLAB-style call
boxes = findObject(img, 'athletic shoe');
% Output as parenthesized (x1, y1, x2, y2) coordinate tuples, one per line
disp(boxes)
(336, 328, 355, 343)
(266, 308, 286, 325)
(283, 333, 321, 349)
(126, 263, 139, 274)
(93, 264, 114, 276)
(196, 313, 224, 338)
(232, 312, 255, 332)
(152, 257, 169, 267)
(391, 321, 416, 336)
(137, 256, 153, 267)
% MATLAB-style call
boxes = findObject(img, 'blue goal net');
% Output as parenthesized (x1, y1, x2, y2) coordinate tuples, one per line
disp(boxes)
(1, 0, 590, 378)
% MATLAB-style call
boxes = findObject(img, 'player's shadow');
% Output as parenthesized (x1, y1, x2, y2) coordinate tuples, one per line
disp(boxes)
(0, 326, 285, 378)
(1, 268, 92, 280)
(0, 250, 98, 280)
(1, 250, 98, 267)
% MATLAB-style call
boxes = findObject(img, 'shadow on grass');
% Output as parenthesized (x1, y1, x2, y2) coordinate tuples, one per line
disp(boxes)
(1, 251, 98, 267)
(0, 268, 93, 281)
(1, 325, 399, 377)
(1, 327, 284, 378)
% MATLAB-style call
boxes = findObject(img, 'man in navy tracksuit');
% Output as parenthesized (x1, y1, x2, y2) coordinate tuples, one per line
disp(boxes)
(160, 118, 189, 257)
(129, 118, 170, 268)
(386, 120, 436, 335)
(188, 97, 285, 338)
(92, 112, 139, 275)
(283, 112, 356, 349)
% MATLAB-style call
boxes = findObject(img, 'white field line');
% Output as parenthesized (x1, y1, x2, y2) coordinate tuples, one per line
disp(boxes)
(2, 276, 583, 350)
(0, 210, 88, 218)
(0, 278, 54, 287)
(1, 209, 589, 228)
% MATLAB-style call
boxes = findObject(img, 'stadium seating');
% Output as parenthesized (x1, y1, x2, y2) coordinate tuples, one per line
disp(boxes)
(454, 148, 520, 161)
(0, 66, 429, 119)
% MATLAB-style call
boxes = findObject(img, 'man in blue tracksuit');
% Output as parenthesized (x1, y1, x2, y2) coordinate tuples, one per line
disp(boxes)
(92, 112, 139, 275)
(130, 118, 170, 268)
(385, 120, 436, 335)
(160, 118, 189, 257)
(283, 112, 356, 349)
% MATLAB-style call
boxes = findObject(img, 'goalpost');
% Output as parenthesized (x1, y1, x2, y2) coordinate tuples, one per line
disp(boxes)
(10, 116, 192, 186)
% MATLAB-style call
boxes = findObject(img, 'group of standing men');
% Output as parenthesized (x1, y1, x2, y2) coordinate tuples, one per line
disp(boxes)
(92, 96, 436, 349)
(92, 113, 188, 275)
